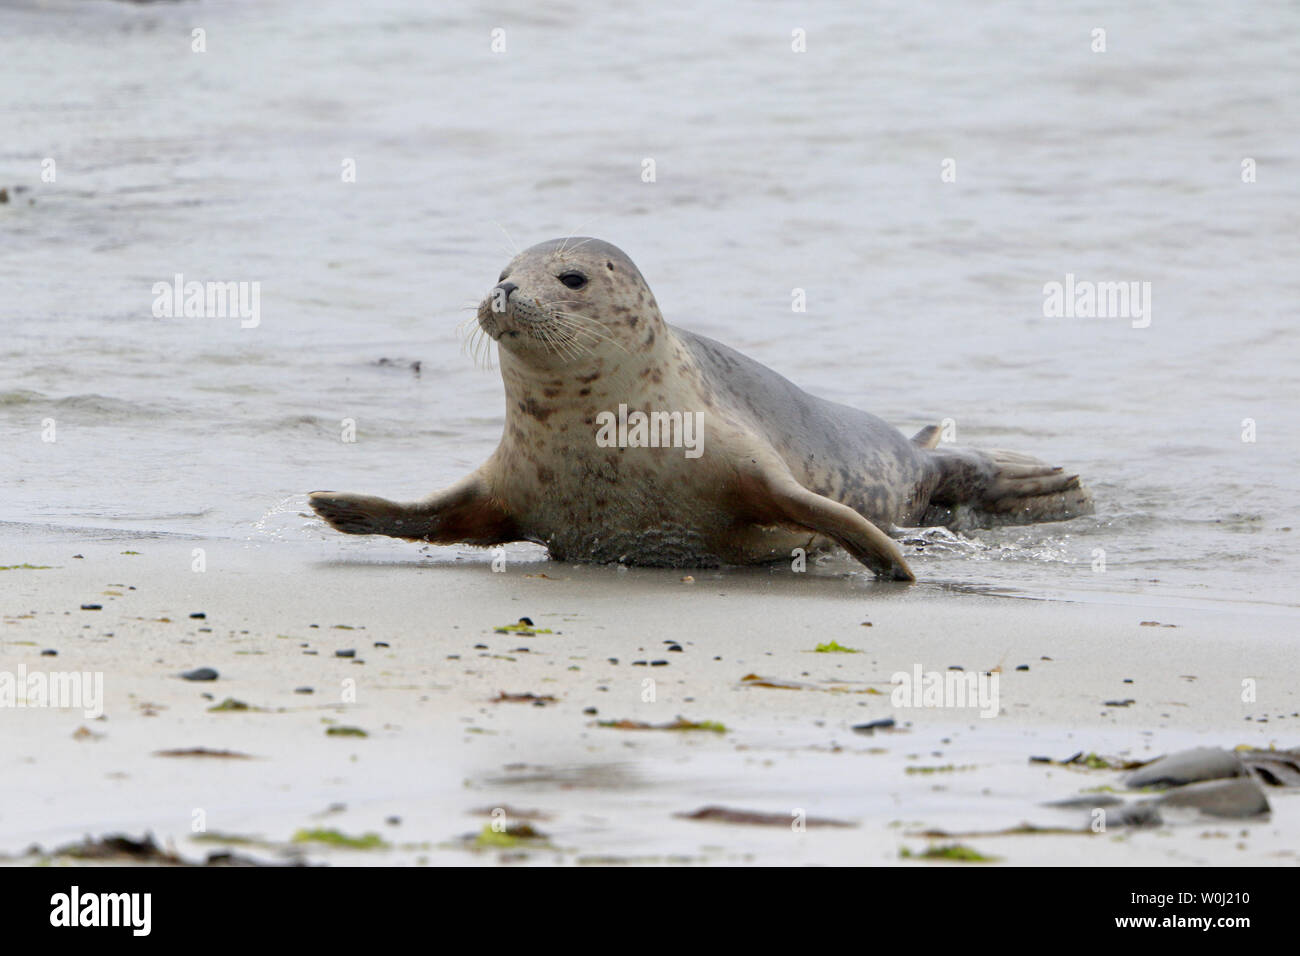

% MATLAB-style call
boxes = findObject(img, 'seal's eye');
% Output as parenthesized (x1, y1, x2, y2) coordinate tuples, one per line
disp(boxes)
(558, 271, 587, 290)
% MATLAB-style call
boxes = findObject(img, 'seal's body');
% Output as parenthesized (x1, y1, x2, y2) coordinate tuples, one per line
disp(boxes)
(310, 239, 1092, 580)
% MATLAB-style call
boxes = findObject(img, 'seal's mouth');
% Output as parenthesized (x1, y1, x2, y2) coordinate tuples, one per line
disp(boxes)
(477, 295, 544, 345)
(476, 299, 508, 341)
(474, 291, 608, 364)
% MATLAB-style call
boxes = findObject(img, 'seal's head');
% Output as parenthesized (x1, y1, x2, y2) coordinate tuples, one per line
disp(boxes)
(476, 238, 665, 369)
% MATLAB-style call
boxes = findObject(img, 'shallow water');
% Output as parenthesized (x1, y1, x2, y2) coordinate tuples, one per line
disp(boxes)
(2, 0, 1297, 608)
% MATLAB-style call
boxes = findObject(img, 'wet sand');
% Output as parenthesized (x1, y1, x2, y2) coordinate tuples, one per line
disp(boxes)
(2, 523, 1297, 866)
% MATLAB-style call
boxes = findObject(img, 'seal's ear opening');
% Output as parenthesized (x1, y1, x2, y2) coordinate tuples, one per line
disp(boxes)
(606, 261, 614, 270)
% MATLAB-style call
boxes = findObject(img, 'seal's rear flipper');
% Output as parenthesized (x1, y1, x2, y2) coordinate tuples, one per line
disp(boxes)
(911, 424, 943, 449)
(925, 447, 1094, 529)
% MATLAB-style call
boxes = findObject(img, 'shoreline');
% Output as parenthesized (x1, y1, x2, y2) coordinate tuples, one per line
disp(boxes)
(2, 531, 1297, 865)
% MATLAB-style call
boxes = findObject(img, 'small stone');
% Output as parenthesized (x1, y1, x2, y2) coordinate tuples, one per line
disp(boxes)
(335, 649, 356, 658)
(650, 660, 668, 666)
(41, 649, 57, 657)
(852, 718, 896, 734)
(374, 641, 389, 648)
(294, 687, 314, 694)
(668, 644, 683, 652)
(80, 604, 102, 611)
(583, 707, 597, 715)
(189, 612, 206, 619)
(180, 667, 219, 681)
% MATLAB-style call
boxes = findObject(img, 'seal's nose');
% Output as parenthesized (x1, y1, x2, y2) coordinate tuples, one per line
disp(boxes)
(495, 281, 518, 299)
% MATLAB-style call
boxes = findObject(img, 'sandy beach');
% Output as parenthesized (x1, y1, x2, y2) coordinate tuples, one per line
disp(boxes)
(3, 525, 1296, 866)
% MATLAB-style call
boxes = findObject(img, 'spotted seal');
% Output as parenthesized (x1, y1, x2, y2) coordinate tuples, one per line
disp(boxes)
(309, 238, 1093, 580)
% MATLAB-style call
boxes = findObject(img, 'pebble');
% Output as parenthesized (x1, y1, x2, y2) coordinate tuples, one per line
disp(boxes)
(180, 667, 219, 681)
(852, 718, 896, 734)
(335, 649, 356, 658)
(294, 687, 314, 694)
(80, 604, 102, 611)
(189, 612, 206, 619)
(41, 649, 57, 657)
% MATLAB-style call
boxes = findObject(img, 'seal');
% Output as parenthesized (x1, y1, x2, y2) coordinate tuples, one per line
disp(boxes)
(309, 238, 1093, 581)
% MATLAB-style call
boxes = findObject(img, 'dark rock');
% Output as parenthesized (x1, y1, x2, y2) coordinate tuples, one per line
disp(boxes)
(852, 718, 896, 735)
(180, 667, 219, 681)
(1126, 747, 1244, 789)
(1155, 777, 1270, 819)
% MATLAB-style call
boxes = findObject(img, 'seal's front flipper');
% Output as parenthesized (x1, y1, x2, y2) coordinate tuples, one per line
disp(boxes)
(309, 476, 518, 546)
(736, 466, 915, 581)
(309, 492, 421, 537)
